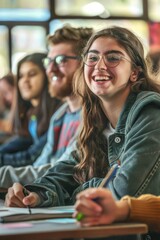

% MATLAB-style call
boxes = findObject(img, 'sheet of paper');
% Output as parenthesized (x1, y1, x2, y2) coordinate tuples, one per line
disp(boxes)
(1, 222, 33, 228)
(0, 205, 74, 217)
(44, 218, 76, 224)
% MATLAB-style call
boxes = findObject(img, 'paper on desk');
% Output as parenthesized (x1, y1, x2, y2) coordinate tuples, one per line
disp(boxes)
(0, 205, 74, 214)
(44, 218, 76, 224)
(0, 205, 74, 223)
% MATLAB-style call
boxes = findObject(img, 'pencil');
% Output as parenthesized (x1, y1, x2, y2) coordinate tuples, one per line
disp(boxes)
(23, 188, 32, 215)
(99, 164, 119, 188)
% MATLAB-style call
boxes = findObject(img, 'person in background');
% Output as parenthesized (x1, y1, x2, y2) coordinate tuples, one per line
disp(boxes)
(74, 188, 160, 233)
(5, 26, 160, 210)
(146, 50, 160, 75)
(0, 73, 15, 135)
(0, 52, 61, 166)
(0, 25, 93, 188)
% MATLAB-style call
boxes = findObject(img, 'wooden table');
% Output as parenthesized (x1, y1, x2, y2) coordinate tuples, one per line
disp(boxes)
(0, 219, 148, 240)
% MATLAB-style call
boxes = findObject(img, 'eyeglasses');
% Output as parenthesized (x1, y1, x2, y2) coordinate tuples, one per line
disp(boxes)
(42, 55, 80, 69)
(83, 52, 131, 68)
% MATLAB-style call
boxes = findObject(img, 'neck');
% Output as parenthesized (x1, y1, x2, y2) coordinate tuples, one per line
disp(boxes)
(64, 94, 81, 112)
(102, 102, 121, 128)
(101, 89, 130, 128)
(30, 98, 40, 107)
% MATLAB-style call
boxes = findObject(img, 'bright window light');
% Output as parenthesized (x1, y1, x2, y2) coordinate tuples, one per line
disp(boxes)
(82, 1, 108, 17)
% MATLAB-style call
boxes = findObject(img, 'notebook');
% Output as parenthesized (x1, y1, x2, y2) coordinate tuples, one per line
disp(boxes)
(0, 205, 74, 223)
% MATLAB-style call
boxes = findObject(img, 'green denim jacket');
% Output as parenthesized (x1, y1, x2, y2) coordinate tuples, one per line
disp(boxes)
(26, 91, 160, 206)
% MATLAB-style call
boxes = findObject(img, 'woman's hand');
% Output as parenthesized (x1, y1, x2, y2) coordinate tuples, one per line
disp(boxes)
(73, 188, 130, 226)
(5, 182, 40, 208)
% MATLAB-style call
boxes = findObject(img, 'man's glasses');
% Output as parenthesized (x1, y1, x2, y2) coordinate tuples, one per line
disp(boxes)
(82, 52, 131, 68)
(42, 55, 79, 69)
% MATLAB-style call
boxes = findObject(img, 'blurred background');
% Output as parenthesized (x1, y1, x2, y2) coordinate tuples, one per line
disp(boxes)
(0, 0, 160, 77)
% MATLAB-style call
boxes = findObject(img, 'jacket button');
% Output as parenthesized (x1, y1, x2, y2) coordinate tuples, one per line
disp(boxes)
(115, 137, 121, 143)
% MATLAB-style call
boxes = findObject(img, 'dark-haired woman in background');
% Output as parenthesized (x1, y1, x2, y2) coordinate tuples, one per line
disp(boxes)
(0, 52, 61, 167)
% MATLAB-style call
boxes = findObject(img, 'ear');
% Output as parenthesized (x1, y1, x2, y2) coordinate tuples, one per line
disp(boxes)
(130, 68, 139, 82)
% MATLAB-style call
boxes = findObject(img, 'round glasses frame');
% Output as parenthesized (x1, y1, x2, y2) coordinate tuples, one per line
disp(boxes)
(82, 52, 132, 68)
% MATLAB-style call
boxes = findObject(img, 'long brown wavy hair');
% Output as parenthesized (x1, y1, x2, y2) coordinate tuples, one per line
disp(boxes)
(74, 26, 160, 183)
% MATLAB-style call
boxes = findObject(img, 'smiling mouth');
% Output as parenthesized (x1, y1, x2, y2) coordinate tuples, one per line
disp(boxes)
(94, 76, 111, 82)
(21, 87, 31, 91)
(94, 79, 107, 82)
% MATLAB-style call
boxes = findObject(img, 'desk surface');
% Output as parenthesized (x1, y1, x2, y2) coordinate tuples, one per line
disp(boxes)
(0, 219, 148, 240)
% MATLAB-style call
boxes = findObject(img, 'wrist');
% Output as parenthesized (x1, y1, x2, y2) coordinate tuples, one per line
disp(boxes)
(116, 199, 130, 222)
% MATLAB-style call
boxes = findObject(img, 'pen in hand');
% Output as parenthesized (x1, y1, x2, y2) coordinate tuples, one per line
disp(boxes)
(23, 188, 32, 215)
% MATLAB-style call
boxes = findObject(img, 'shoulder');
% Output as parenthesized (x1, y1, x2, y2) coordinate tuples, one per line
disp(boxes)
(50, 102, 69, 122)
(127, 91, 160, 125)
(134, 91, 160, 108)
(130, 91, 160, 115)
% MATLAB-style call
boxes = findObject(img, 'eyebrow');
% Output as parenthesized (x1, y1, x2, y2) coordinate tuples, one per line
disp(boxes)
(87, 50, 125, 55)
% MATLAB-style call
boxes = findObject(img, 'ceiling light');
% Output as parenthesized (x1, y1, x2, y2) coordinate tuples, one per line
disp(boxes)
(82, 1, 109, 17)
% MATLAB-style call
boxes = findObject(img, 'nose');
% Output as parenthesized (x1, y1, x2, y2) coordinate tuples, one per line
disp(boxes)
(46, 61, 59, 73)
(95, 55, 107, 70)
(46, 62, 59, 78)
(20, 76, 29, 83)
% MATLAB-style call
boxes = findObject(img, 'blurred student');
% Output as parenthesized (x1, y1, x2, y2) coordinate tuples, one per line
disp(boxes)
(0, 25, 93, 187)
(4, 26, 160, 209)
(74, 188, 160, 233)
(0, 52, 61, 165)
(146, 50, 160, 75)
(0, 73, 15, 134)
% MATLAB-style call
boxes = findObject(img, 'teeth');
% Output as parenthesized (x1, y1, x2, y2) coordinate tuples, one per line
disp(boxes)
(95, 80, 106, 82)
(94, 77, 109, 81)
(52, 76, 58, 81)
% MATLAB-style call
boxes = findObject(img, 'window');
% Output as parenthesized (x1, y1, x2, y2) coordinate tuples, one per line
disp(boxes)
(54, 0, 143, 18)
(0, 26, 9, 77)
(148, 0, 160, 21)
(0, 0, 50, 21)
(11, 26, 47, 73)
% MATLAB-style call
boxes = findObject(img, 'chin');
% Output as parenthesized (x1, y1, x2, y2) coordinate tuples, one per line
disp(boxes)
(22, 96, 30, 101)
